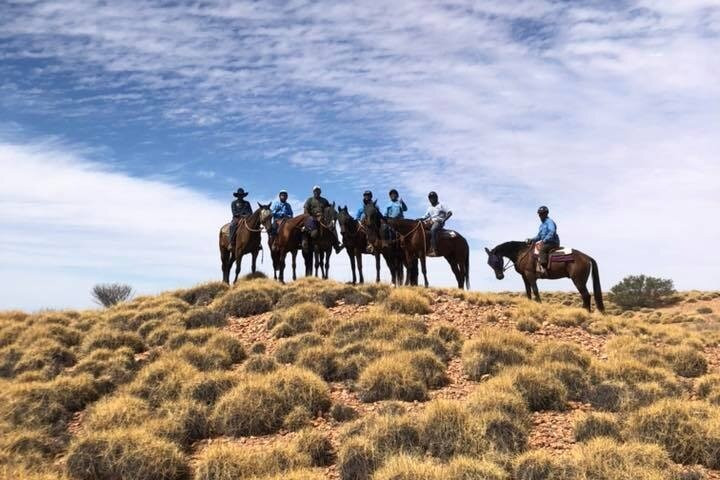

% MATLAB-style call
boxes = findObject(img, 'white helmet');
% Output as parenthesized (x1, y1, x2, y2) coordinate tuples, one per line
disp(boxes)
(312, 185, 321, 192)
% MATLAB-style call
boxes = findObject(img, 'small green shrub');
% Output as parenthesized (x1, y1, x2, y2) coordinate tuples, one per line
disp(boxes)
(610, 275, 678, 310)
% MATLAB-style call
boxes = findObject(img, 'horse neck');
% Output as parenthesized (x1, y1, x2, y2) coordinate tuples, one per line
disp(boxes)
(496, 241, 525, 262)
(388, 218, 417, 234)
(245, 209, 262, 227)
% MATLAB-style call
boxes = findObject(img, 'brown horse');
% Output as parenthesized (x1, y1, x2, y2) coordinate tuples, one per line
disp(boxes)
(337, 206, 381, 284)
(270, 214, 307, 283)
(485, 241, 604, 312)
(356, 202, 405, 286)
(363, 203, 468, 289)
(218, 203, 272, 284)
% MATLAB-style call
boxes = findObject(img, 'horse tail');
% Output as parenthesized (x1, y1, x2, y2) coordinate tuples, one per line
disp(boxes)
(590, 256, 605, 313)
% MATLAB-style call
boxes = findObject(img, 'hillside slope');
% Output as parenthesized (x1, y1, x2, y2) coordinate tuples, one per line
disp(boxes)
(1, 278, 720, 480)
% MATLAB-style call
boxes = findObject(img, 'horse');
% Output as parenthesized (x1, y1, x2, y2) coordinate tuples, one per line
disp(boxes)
(269, 214, 307, 283)
(485, 241, 604, 312)
(358, 202, 406, 286)
(302, 203, 339, 279)
(219, 203, 272, 284)
(337, 206, 381, 284)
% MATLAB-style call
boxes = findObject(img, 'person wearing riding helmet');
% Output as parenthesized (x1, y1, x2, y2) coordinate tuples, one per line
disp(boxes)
(228, 187, 252, 251)
(355, 190, 375, 221)
(302, 185, 343, 253)
(269, 189, 293, 245)
(385, 189, 407, 219)
(422, 191, 452, 257)
(526, 205, 559, 273)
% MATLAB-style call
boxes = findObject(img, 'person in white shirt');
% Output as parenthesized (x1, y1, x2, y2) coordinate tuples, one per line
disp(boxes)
(422, 191, 453, 256)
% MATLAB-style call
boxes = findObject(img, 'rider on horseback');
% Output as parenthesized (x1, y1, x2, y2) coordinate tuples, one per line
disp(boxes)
(269, 189, 293, 248)
(355, 190, 374, 220)
(302, 185, 343, 253)
(422, 191, 452, 257)
(385, 189, 407, 219)
(228, 188, 252, 251)
(526, 205, 559, 275)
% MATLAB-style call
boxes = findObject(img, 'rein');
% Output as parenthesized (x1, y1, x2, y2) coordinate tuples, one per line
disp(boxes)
(239, 216, 265, 233)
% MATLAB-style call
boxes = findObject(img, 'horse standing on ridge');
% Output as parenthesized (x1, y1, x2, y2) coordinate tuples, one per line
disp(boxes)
(218, 203, 272, 284)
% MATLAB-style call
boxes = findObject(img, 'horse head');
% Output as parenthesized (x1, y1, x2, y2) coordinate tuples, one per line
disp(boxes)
(257, 202, 273, 230)
(362, 201, 383, 245)
(485, 246, 505, 280)
(337, 206, 353, 235)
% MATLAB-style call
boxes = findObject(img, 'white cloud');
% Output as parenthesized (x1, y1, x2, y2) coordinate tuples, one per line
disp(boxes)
(1, 0, 719, 306)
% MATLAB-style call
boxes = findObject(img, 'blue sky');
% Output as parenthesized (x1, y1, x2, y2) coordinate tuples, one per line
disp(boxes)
(1, 0, 719, 309)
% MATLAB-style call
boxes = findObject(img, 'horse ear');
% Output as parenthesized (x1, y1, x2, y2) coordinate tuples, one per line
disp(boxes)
(257, 202, 262, 209)
(374, 199, 377, 206)
(485, 247, 491, 254)
(332, 201, 335, 207)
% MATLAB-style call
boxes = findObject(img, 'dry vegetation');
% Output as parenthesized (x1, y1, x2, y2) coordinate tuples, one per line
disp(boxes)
(1, 279, 720, 480)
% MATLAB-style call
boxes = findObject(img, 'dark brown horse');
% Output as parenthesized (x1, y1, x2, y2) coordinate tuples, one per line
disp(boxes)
(218, 203, 272, 284)
(305, 204, 338, 279)
(485, 241, 604, 312)
(363, 203, 468, 289)
(337, 206, 381, 284)
(270, 214, 307, 283)
(357, 202, 406, 286)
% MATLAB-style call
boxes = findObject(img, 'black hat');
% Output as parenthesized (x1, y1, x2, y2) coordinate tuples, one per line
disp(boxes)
(389, 189, 398, 196)
(233, 188, 248, 198)
(363, 190, 373, 197)
(537, 206, 549, 214)
(428, 191, 438, 198)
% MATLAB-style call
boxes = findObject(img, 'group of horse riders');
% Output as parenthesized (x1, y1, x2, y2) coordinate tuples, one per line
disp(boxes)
(229, 185, 559, 270)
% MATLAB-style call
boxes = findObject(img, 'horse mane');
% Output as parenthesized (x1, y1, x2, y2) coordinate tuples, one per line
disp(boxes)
(493, 241, 527, 260)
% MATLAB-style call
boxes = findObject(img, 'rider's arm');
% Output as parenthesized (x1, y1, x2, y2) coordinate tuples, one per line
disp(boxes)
(303, 199, 311, 214)
(287, 204, 294, 217)
(400, 199, 407, 212)
(355, 207, 364, 221)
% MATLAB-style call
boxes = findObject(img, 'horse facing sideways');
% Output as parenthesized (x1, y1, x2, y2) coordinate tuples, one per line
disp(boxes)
(219, 203, 272, 284)
(485, 241, 604, 312)
(362, 202, 468, 289)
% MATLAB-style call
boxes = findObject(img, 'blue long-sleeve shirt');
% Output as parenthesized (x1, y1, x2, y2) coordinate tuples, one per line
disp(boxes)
(531, 217, 559, 244)
(270, 200, 293, 220)
(385, 200, 408, 219)
(355, 205, 365, 221)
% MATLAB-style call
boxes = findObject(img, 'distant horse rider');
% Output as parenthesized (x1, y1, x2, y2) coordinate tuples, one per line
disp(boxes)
(228, 188, 252, 251)
(355, 190, 374, 220)
(382, 189, 408, 241)
(302, 185, 343, 253)
(422, 191, 452, 257)
(385, 189, 407, 219)
(269, 189, 293, 250)
(526, 205, 559, 275)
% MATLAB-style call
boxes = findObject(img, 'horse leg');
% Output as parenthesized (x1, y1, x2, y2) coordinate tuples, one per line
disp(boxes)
(221, 249, 230, 284)
(348, 251, 357, 284)
(530, 278, 541, 303)
(291, 251, 297, 281)
(573, 277, 592, 312)
(233, 254, 243, 284)
(375, 253, 380, 283)
(445, 255, 462, 289)
(325, 250, 331, 280)
(278, 251, 286, 284)
(251, 250, 258, 274)
(357, 251, 364, 284)
(420, 256, 429, 288)
(522, 275, 532, 300)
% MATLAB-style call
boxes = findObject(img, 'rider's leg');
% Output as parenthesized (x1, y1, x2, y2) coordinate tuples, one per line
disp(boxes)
(540, 242, 557, 268)
(228, 217, 239, 251)
(429, 221, 441, 254)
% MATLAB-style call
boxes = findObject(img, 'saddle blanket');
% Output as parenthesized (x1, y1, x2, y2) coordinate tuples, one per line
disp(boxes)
(533, 244, 574, 263)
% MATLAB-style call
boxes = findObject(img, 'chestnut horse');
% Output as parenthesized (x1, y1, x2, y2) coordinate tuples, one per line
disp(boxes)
(270, 214, 307, 283)
(337, 206, 381, 284)
(485, 241, 604, 312)
(362, 202, 468, 289)
(218, 203, 272, 284)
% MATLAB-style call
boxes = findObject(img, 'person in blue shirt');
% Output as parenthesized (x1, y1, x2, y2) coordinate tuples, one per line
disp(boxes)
(269, 190, 293, 246)
(355, 190, 374, 221)
(385, 189, 407, 219)
(526, 205, 560, 272)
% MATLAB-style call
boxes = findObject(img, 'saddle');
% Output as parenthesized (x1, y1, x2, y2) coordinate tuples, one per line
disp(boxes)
(532, 244, 574, 276)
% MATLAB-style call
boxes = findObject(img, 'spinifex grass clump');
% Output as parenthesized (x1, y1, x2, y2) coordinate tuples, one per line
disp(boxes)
(266, 302, 328, 338)
(212, 367, 330, 436)
(65, 429, 188, 480)
(383, 288, 431, 315)
(462, 328, 533, 380)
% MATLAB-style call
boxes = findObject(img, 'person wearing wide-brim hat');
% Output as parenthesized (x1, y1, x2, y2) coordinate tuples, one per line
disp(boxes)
(228, 188, 252, 251)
